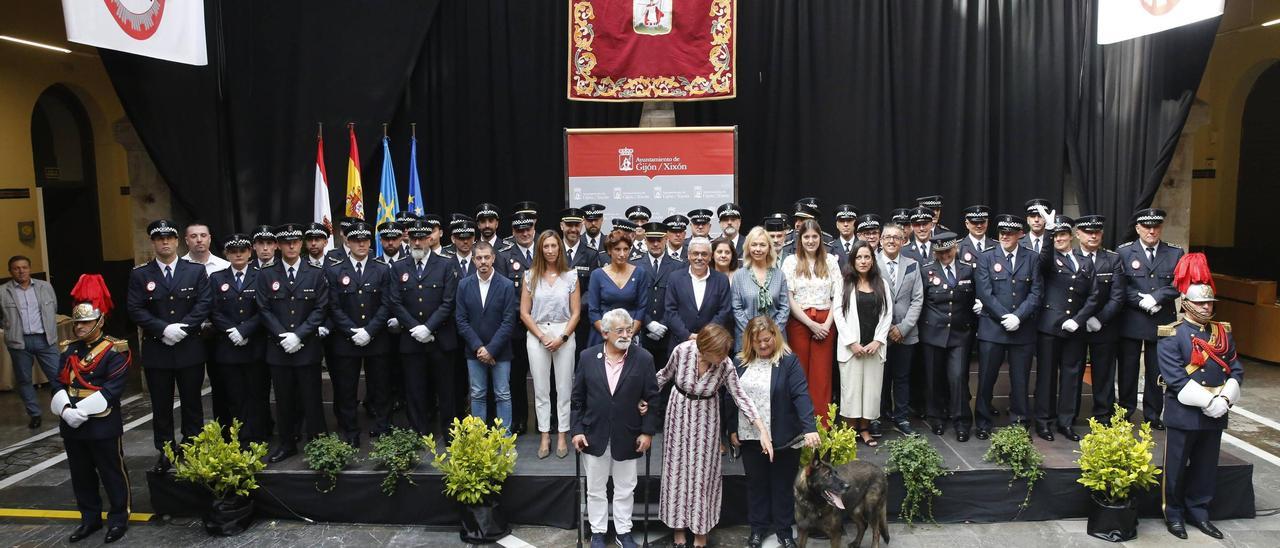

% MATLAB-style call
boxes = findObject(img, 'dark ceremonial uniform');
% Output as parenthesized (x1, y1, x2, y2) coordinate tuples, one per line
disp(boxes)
(1033, 248, 1100, 435)
(1117, 240, 1183, 424)
(208, 266, 270, 442)
(325, 257, 394, 440)
(974, 245, 1042, 433)
(919, 258, 977, 435)
(388, 251, 460, 436)
(632, 252, 685, 371)
(257, 260, 330, 447)
(1080, 247, 1126, 420)
(56, 337, 132, 532)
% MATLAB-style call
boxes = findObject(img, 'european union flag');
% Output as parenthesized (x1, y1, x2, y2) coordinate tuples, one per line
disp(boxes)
(407, 136, 424, 216)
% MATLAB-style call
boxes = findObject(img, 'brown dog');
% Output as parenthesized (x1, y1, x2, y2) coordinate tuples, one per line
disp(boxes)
(794, 458, 890, 548)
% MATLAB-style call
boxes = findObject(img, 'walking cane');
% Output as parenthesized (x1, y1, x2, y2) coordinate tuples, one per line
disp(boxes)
(576, 448, 584, 548)
(642, 447, 652, 547)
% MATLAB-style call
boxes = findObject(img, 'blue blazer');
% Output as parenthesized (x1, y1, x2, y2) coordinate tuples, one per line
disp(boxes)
(387, 252, 459, 353)
(570, 344, 660, 461)
(454, 273, 518, 362)
(1158, 321, 1244, 431)
(126, 259, 212, 368)
(663, 268, 733, 353)
(1117, 240, 1183, 341)
(725, 353, 817, 446)
(975, 245, 1042, 345)
(256, 261, 330, 366)
(324, 259, 394, 357)
(208, 267, 264, 364)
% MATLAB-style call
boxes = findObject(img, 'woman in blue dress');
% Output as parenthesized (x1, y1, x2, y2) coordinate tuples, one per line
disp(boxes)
(586, 232, 651, 346)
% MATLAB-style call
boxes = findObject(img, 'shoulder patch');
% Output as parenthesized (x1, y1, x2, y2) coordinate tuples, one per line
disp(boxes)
(1102, 248, 1118, 255)
(1165, 242, 1183, 249)
(1217, 321, 1231, 333)
(134, 263, 149, 270)
(922, 260, 937, 268)
(109, 337, 130, 353)
(1157, 320, 1183, 338)
(1117, 241, 1135, 249)
(958, 260, 976, 267)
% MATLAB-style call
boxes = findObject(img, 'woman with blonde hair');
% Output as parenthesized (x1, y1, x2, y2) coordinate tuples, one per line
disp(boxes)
(781, 219, 842, 422)
(834, 240, 892, 447)
(519, 230, 581, 458)
(732, 226, 790, 352)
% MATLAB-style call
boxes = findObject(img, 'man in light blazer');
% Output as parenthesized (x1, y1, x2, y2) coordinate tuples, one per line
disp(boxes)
(571, 308, 659, 548)
(454, 241, 519, 433)
(3, 255, 60, 429)
(875, 223, 923, 436)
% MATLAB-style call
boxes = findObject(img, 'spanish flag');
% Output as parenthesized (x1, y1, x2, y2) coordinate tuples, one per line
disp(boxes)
(345, 124, 365, 220)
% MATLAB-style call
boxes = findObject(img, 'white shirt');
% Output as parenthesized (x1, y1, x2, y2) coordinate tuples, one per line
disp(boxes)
(737, 359, 773, 441)
(666, 244, 683, 259)
(156, 257, 179, 276)
(515, 244, 534, 262)
(837, 236, 856, 253)
(565, 240, 582, 262)
(781, 254, 843, 310)
(690, 268, 710, 310)
(968, 234, 986, 252)
(1001, 246, 1018, 271)
(350, 256, 367, 273)
(181, 252, 230, 275)
(477, 272, 493, 307)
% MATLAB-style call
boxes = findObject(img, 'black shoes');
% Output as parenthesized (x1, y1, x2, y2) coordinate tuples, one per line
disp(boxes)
(151, 454, 171, 473)
(1057, 426, 1081, 442)
(1147, 419, 1166, 431)
(1036, 428, 1055, 442)
(777, 537, 797, 548)
(267, 444, 297, 463)
(746, 533, 764, 548)
(1166, 520, 1187, 539)
(895, 420, 917, 436)
(104, 525, 127, 544)
(976, 429, 990, 440)
(69, 523, 101, 543)
(956, 430, 970, 442)
(868, 420, 883, 438)
(930, 422, 945, 436)
(28, 415, 41, 429)
(1189, 520, 1224, 539)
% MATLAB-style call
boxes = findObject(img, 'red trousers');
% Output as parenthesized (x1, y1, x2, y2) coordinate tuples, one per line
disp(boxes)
(786, 308, 834, 425)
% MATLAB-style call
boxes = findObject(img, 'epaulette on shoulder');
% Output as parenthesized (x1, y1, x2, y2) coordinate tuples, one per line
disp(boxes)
(1157, 320, 1183, 338)
(326, 256, 343, 264)
(981, 246, 997, 253)
(106, 336, 130, 353)
(1165, 241, 1183, 249)
(497, 242, 514, 252)
(1216, 321, 1231, 333)
(438, 248, 456, 258)
(958, 260, 976, 267)
(134, 262, 149, 270)
(1117, 241, 1135, 249)
(1101, 248, 1118, 255)
(922, 260, 937, 268)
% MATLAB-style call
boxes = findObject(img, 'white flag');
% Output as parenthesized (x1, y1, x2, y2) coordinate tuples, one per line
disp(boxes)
(62, 0, 208, 65)
(1096, 0, 1223, 45)
(314, 137, 335, 252)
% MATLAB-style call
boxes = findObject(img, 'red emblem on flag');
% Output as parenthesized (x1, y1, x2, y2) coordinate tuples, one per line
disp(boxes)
(105, 0, 166, 40)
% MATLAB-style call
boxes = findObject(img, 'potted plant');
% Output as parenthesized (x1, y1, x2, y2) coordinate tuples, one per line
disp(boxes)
(163, 419, 267, 536)
(800, 404, 859, 467)
(885, 434, 950, 525)
(304, 433, 361, 493)
(425, 416, 518, 544)
(1075, 405, 1161, 542)
(983, 425, 1045, 514)
(370, 426, 426, 496)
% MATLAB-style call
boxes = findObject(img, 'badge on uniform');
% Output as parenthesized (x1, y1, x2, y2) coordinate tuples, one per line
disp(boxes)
(512, 262, 521, 271)
(220, 283, 230, 292)
(964, 252, 973, 262)
(146, 281, 156, 292)
(1056, 259, 1064, 267)
(272, 281, 281, 291)
(932, 276, 941, 286)
(342, 275, 351, 286)
(993, 263, 1003, 273)
(401, 272, 410, 282)
(1131, 259, 1141, 270)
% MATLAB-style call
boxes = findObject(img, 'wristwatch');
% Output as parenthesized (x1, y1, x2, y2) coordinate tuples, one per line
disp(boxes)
(560, 334, 570, 343)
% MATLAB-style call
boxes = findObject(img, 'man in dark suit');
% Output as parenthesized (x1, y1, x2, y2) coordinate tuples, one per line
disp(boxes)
(571, 308, 659, 548)
(389, 220, 460, 437)
(496, 210, 537, 434)
(956, 205, 996, 265)
(1020, 199, 1053, 255)
(257, 223, 330, 463)
(455, 241, 519, 433)
(831, 204, 859, 267)
(1032, 218, 1100, 442)
(919, 232, 978, 441)
(1073, 215, 1126, 421)
(324, 222, 394, 446)
(633, 222, 685, 370)
(208, 233, 269, 444)
(974, 214, 1043, 439)
(1117, 208, 1183, 429)
(664, 237, 733, 351)
(561, 208, 600, 351)
(126, 219, 212, 472)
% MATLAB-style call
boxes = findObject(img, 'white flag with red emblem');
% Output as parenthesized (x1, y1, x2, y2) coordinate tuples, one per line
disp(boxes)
(62, 0, 208, 65)
(1096, 0, 1223, 45)
(314, 135, 335, 252)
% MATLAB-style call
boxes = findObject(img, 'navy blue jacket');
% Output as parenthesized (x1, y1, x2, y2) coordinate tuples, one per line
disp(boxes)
(388, 252, 459, 353)
(956, 234, 997, 266)
(324, 258, 393, 357)
(725, 354, 818, 446)
(208, 267, 264, 364)
(1157, 320, 1244, 431)
(256, 260, 330, 366)
(454, 273, 518, 362)
(570, 344, 660, 461)
(663, 268, 733, 353)
(631, 253, 685, 329)
(1036, 249, 1101, 337)
(1117, 240, 1183, 341)
(918, 259, 977, 348)
(1020, 231, 1051, 255)
(1080, 248, 1126, 344)
(55, 338, 130, 440)
(126, 259, 212, 368)
(975, 245, 1042, 345)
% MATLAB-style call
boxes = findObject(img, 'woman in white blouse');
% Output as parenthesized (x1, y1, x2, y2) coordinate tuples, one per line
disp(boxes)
(781, 219, 843, 422)
(833, 240, 892, 447)
(519, 230, 581, 458)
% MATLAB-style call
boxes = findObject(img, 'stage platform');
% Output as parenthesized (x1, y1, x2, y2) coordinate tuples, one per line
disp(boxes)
(148, 417, 1255, 528)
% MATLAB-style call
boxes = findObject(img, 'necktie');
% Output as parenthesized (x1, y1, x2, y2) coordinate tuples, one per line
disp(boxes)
(567, 247, 574, 263)
(945, 265, 956, 286)
(288, 266, 296, 283)
(845, 242, 852, 255)
(922, 243, 929, 256)
(1087, 252, 1095, 265)
(1034, 239, 1041, 253)
(417, 261, 425, 278)
(888, 260, 898, 290)
(653, 257, 660, 271)
(525, 249, 532, 263)
(460, 260, 467, 275)
(1069, 253, 1079, 272)
(1146, 246, 1156, 263)
(356, 261, 363, 279)
(164, 265, 173, 284)
(976, 239, 984, 252)
(235, 271, 243, 290)
(1006, 252, 1015, 272)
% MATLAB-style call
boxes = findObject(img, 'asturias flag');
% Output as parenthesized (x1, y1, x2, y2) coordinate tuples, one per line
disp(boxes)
(375, 136, 400, 256)
(345, 125, 365, 220)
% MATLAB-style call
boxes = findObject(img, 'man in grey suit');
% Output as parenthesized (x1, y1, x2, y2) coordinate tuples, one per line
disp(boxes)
(876, 224, 923, 435)
(2, 255, 59, 429)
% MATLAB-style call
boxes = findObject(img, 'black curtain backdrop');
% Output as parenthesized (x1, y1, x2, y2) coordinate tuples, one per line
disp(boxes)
(99, 1, 1216, 244)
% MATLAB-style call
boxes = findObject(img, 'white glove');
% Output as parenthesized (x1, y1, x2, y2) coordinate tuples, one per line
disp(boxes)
(351, 328, 372, 346)
(77, 392, 108, 415)
(162, 323, 189, 345)
(1061, 319, 1079, 333)
(50, 389, 70, 416)
(410, 325, 431, 343)
(227, 328, 245, 345)
(1086, 317, 1102, 332)
(1138, 293, 1157, 312)
(1000, 314, 1021, 331)
(1222, 378, 1241, 406)
(1149, 305, 1162, 315)
(1177, 381, 1214, 408)
(645, 330, 663, 341)
(388, 317, 400, 329)
(425, 333, 436, 343)
(1204, 396, 1229, 418)
(646, 321, 668, 338)
(972, 300, 984, 314)
(279, 333, 302, 353)
(61, 407, 89, 428)
(1033, 205, 1056, 229)
(318, 326, 330, 338)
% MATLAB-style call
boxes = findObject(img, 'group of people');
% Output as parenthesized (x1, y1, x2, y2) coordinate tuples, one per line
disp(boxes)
(2, 193, 1244, 545)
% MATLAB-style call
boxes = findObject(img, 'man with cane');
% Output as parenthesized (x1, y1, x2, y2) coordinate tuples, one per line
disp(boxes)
(571, 308, 660, 548)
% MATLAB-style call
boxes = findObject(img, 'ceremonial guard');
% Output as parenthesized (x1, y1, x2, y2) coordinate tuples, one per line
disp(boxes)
(582, 204, 607, 250)
(1032, 218, 1099, 442)
(446, 216, 478, 276)
(251, 224, 278, 270)
(956, 205, 996, 264)
(1117, 208, 1183, 429)
(560, 208, 600, 350)
(1021, 199, 1053, 254)
(634, 221, 685, 369)
(207, 234, 269, 444)
(54, 275, 131, 544)
(831, 204, 859, 267)
(257, 223, 330, 462)
(1074, 215, 1127, 421)
(388, 220, 460, 437)
(716, 202, 746, 256)
(1157, 253, 1241, 540)
(126, 219, 212, 473)
(377, 221, 407, 265)
(919, 233, 978, 441)
(974, 214, 1042, 439)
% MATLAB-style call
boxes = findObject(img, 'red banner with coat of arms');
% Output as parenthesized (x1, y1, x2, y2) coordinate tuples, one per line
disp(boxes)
(568, 0, 736, 101)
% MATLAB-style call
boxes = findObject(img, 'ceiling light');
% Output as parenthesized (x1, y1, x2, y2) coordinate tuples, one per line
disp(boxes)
(0, 35, 72, 54)
(1262, 18, 1280, 27)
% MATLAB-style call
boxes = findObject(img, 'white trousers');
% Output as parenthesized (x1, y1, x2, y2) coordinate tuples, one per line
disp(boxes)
(838, 354, 884, 419)
(584, 443, 638, 534)
(526, 322, 576, 433)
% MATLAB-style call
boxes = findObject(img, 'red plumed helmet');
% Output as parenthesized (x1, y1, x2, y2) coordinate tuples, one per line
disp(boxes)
(1173, 252, 1216, 302)
(69, 274, 113, 320)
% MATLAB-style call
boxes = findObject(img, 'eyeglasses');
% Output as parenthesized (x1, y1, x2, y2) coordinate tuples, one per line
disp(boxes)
(881, 235, 903, 241)
(609, 327, 635, 335)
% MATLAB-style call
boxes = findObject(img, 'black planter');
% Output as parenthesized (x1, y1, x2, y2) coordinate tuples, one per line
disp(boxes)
(1086, 494, 1137, 542)
(459, 498, 510, 544)
(204, 495, 255, 536)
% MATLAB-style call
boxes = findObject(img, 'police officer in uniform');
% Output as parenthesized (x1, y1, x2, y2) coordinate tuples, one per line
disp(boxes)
(919, 233, 978, 441)
(447, 216, 479, 277)
(475, 203, 503, 248)
(763, 214, 790, 264)
(634, 221, 685, 369)
(716, 202, 747, 256)
(251, 224, 278, 270)
(1032, 218, 1100, 442)
(1117, 208, 1183, 429)
(1073, 215, 1127, 421)
(974, 214, 1043, 439)
(625, 205, 652, 226)
(560, 208, 600, 351)
(956, 205, 995, 264)
(1157, 253, 1240, 540)
(1021, 199, 1053, 255)
(664, 214, 690, 261)
(688, 208, 715, 239)
(324, 217, 358, 265)
(126, 219, 212, 473)
(915, 195, 950, 234)
(497, 210, 538, 434)
(208, 234, 269, 444)
(376, 221, 407, 265)
(53, 277, 131, 544)
(831, 204, 859, 267)
(855, 213, 882, 252)
(903, 207, 936, 265)
(582, 204, 607, 250)
(375, 221, 407, 416)
(257, 223, 330, 462)
(423, 214, 446, 254)
(304, 223, 331, 268)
